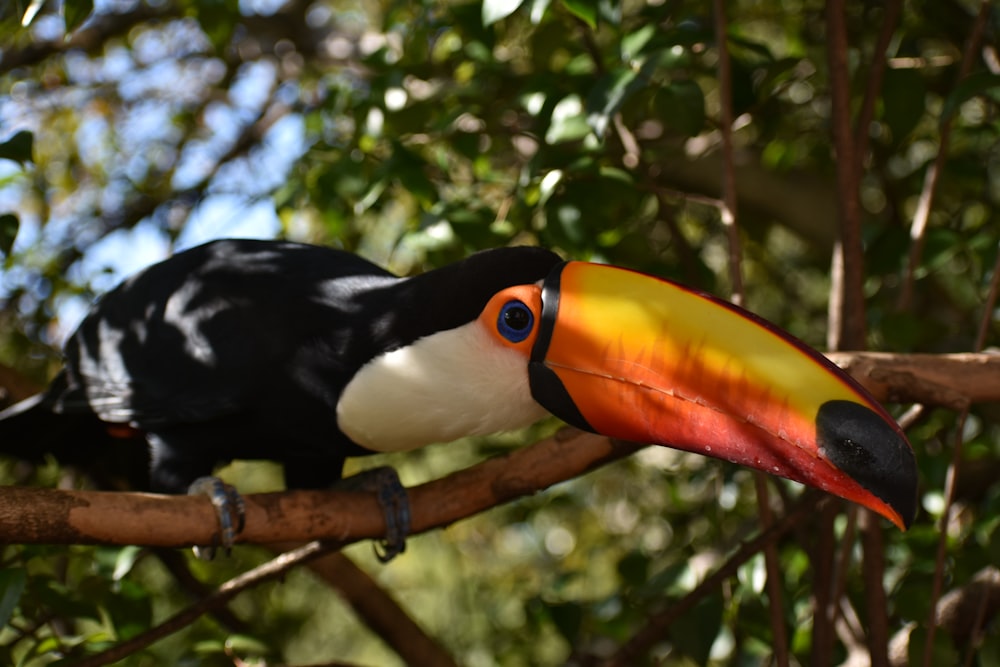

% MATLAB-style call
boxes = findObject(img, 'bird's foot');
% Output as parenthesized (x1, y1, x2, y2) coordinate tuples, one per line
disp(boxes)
(188, 476, 246, 559)
(338, 466, 410, 563)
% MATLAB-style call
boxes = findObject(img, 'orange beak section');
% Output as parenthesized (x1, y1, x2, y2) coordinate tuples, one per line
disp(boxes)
(528, 262, 917, 529)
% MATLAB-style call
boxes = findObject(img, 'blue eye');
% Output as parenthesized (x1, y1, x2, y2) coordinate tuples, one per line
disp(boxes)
(497, 300, 534, 343)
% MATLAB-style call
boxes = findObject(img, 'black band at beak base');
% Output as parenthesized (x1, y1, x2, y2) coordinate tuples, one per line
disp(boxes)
(528, 262, 594, 433)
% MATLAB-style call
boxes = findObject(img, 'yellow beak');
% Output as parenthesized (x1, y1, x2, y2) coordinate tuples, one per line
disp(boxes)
(528, 262, 917, 529)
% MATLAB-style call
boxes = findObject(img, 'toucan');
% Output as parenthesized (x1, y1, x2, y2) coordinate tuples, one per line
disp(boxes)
(0, 239, 917, 557)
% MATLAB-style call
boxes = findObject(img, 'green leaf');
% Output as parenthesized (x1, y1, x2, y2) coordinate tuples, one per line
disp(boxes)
(597, 0, 620, 26)
(882, 67, 925, 143)
(907, 625, 961, 667)
(20, 0, 45, 26)
(546, 601, 583, 643)
(988, 518, 1000, 565)
(538, 169, 564, 205)
(112, 545, 143, 581)
(727, 33, 776, 62)
(586, 54, 662, 136)
(482, 0, 524, 26)
(545, 94, 590, 144)
(670, 595, 723, 664)
(0, 131, 33, 164)
(586, 68, 640, 137)
(616, 550, 650, 587)
(227, 634, 270, 653)
(621, 24, 656, 61)
(654, 80, 705, 137)
(186, 0, 240, 50)
(529, 0, 552, 23)
(63, 0, 93, 32)
(0, 569, 27, 628)
(940, 71, 1000, 123)
(981, 633, 1000, 667)
(0, 213, 17, 257)
(560, 0, 596, 29)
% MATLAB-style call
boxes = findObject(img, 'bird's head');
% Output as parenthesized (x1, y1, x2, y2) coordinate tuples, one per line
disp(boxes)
(338, 249, 917, 529)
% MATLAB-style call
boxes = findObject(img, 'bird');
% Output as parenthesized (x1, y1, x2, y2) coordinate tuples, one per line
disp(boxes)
(0, 239, 918, 557)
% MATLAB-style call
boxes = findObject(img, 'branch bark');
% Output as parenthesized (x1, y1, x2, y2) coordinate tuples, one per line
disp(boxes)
(2, 352, 998, 547)
(825, 0, 866, 352)
(0, 429, 642, 547)
(0, 350, 996, 664)
(824, 351, 1000, 409)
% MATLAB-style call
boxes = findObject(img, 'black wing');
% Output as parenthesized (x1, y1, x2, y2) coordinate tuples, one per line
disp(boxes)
(54, 239, 399, 430)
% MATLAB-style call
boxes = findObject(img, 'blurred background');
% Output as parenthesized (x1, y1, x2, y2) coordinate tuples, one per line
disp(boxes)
(0, 0, 998, 665)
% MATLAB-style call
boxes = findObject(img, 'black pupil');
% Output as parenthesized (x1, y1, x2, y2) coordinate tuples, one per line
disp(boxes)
(505, 306, 531, 331)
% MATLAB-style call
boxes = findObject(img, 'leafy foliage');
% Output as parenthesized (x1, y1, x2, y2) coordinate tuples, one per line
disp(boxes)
(1, 0, 999, 665)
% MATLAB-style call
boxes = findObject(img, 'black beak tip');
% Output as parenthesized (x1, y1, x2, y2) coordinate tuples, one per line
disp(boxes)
(816, 400, 918, 529)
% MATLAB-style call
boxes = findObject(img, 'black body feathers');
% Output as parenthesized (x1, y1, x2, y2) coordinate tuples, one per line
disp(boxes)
(0, 240, 561, 493)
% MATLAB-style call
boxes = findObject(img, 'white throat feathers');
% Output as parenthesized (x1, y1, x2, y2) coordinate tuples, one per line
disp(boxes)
(336, 320, 548, 452)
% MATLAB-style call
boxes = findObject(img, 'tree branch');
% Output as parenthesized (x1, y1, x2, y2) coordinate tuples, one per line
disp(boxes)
(825, 0, 866, 352)
(2, 352, 998, 547)
(13, 429, 638, 664)
(825, 351, 1000, 409)
(0, 429, 642, 547)
(1, 349, 996, 664)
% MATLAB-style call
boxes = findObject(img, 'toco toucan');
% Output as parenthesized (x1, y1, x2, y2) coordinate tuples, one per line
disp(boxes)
(0, 239, 917, 557)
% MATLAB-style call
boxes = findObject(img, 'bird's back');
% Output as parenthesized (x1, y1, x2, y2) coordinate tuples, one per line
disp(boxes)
(1, 240, 399, 489)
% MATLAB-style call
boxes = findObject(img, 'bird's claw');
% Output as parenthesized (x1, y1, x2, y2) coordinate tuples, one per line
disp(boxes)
(188, 476, 245, 559)
(339, 466, 411, 562)
(373, 468, 410, 562)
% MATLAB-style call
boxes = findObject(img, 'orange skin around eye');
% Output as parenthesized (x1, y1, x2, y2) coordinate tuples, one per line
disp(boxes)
(478, 285, 543, 353)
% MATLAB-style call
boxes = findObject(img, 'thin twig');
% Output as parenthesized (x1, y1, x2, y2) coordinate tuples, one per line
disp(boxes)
(152, 549, 250, 634)
(922, 229, 1000, 665)
(862, 510, 890, 667)
(602, 494, 822, 667)
(899, 0, 992, 310)
(961, 577, 992, 667)
(74, 540, 339, 667)
(753, 475, 790, 667)
(831, 507, 859, 613)
(825, 0, 866, 351)
(810, 502, 839, 667)
(713, 5, 786, 661)
(820, 0, 875, 661)
(712, 0, 743, 305)
(853, 0, 903, 176)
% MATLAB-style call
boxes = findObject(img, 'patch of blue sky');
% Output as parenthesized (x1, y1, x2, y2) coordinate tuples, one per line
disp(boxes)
(2, 0, 314, 343)
(53, 221, 166, 345)
(176, 195, 281, 250)
(230, 60, 278, 114)
(68, 220, 171, 295)
(51, 194, 280, 343)
(131, 18, 212, 66)
(212, 113, 308, 196)
(239, 0, 289, 17)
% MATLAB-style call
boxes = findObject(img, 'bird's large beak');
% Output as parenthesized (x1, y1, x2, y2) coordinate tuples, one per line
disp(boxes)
(528, 262, 917, 529)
